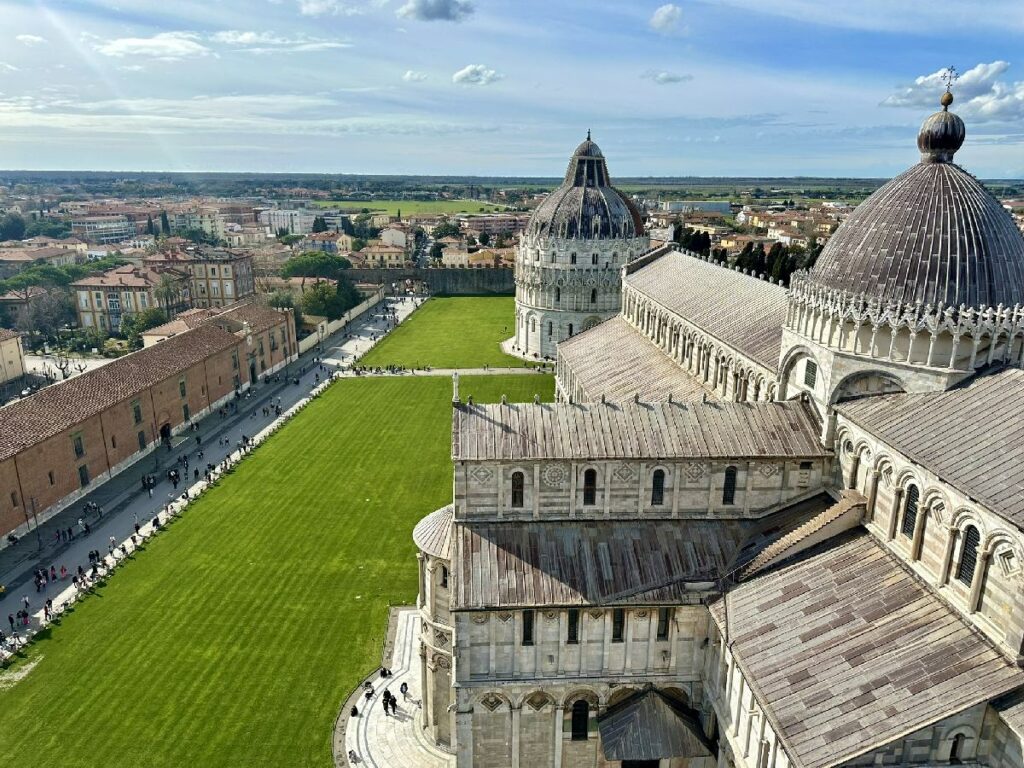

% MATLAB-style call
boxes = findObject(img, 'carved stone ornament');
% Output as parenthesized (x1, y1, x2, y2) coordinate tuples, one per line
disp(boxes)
(470, 466, 494, 484)
(758, 463, 780, 478)
(434, 655, 451, 670)
(685, 462, 705, 482)
(613, 463, 635, 483)
(526, 693, 551, 711)
(434, 630, 449, 647)
(542, 464, 568, 488)
(588, 609, 603, 620)
(498, 612, 513, 623)
(472, 614, 489, 625)
(544, 610, 558, 621)
(634, 609, 648, 619)
(481, 693, 503, 712)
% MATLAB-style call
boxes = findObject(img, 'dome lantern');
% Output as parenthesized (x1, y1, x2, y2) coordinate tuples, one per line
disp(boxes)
(917, 91, 965, 163)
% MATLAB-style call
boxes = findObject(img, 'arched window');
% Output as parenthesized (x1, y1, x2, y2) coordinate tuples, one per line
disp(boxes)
(583, 468, 597, 506)
(548, 322, 553, 337)
(949, 733, 965, 764)
(651, 469, 665, 506)
(511, 471, 524, 508)
(571, 700, 589, 741)
(555, 287, 560, 303)
(590, 288, 597, 304)
(591, 253, 598, 265)
(901, 484, 919, 538)
(530, 317, 536, 332)
(570, 252, 577, 265)
(956, 525, 981, 585)
(722, 466, 737, 505)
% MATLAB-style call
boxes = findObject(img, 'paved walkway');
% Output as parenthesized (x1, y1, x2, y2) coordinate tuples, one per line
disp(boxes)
(0, 296, 418, 627)
(344, 609, 453, 768)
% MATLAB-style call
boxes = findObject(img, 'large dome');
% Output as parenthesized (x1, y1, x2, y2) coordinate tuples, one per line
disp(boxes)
(526, 133, 644, 240)
(810, 94, 1024, 308)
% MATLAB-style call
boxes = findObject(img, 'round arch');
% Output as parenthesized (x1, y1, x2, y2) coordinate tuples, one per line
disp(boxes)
(829, 369, 906, 405)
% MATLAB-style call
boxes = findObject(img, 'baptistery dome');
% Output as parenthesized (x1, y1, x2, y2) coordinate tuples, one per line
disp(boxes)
(525, 133, 644, 240)
(810, 93, 1024, 308)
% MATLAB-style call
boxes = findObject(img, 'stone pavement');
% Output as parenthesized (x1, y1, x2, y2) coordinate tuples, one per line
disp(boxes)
(343, 608, 453, 768)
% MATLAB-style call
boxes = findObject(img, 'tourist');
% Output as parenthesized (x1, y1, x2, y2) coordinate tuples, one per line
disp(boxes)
(6, 614, 13, 633)
(60, 565, 67, 580)
(381, 696, 390, 717)
(50, 565, 57, 582)
(400, 682, 408, 701)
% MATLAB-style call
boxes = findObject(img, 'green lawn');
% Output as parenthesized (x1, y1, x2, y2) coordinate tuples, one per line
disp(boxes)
(312, 199, 507, 216)
(360, 296, 534, 369)
(0, 374, 553, 768)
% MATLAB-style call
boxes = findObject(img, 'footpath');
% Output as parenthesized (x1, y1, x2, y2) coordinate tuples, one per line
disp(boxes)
(0, 296, 419, 630)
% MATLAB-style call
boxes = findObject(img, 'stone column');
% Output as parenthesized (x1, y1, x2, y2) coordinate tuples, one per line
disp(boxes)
(456, 709, 474, 766)
(887, 487, 904, 541)
(865, 470, 880, 522)
(553, 706, 564, 768)
(846, 455, 860, 490)
(938, 525, 958, 588)
(910, 508, 928, 561)
(511, 705, 521, 768)
(968, 551, 991, 613)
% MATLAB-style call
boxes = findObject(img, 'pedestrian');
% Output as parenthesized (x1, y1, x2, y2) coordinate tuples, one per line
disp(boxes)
(21, 595, 29, 611)
(400, 681, 409, 701)
(60, 565, 67, 580)
(50, 565, 57, 582)
(389, 696, 398, 715)
(67, 525, 74, 540)
(381, 696, 390, 717)
(7, 614, 13, 633)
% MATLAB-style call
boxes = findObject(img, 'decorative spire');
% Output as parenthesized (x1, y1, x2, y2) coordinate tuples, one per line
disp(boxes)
(586, 128, 591, 141)
(917, 67, 965, 163)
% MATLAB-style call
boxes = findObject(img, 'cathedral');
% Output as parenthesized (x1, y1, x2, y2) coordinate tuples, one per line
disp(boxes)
(510, 133, 650, 359)
(413, 90, 1024, 768)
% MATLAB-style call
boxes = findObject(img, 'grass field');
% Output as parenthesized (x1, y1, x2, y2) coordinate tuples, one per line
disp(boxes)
(360, 296, 533, 369)
(313, 199, 507, 216)
(0, 374, 553, 768)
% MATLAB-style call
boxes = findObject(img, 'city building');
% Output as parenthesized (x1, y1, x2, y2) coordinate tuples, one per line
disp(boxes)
(512, 134, 651, 359)
(71, 265, 190, 332)
(258, 209, 318, 235)
(174, 207, 227, 242)
(660, 200, 733, 214)
(70, 216, 138, 244)
(144, 248, 255, 309)
(300, 231, 354, 254)
(360, 243, 407, 267)
(0, 302, 296, 540)
(413, 94, 1024, 768)
(0, 328, 24, 384)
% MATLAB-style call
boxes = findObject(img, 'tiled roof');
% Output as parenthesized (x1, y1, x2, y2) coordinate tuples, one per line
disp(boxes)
(215, 302, 287, 334)
(412, 505, 452, 560)
(0, 328, 21, 343)
(709, 532, 1024, 768)
(558, 315, 715, 403)
(624, 251, 788, 371)
(836, 368, 1024, 527)
(452, 399, 827, 462)
(0, 324, 240, 462)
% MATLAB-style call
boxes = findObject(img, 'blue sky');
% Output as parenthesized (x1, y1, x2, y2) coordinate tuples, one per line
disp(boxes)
(0, 0, 1023, 177)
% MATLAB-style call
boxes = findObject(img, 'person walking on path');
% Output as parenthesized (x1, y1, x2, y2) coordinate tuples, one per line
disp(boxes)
(381, 695, 390, 717)
(400, 682, 408, 701)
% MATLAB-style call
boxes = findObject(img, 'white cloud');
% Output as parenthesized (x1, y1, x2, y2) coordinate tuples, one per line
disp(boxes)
(397, 0, 474, 22)
(402, 70, 428, 82)
(451, 64, 501, 86)
(883, 61, 1024, 122)
(297, 0, 363, 16)
(0, 63, 20, 73)
(649, 4, 683, 34)
(94, 32, 211, 60)
(643, 70, 692, 85)
(15, 34, 47, 46)
(211, 30, 351, 53)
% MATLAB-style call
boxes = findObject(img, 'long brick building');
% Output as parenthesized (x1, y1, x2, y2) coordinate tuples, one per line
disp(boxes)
(0, 301, 295, 539)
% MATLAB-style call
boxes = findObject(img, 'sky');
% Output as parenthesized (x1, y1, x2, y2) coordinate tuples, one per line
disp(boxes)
(0, 0, 1023, 178)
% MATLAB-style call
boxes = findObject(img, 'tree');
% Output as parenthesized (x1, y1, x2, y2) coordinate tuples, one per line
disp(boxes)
(24, 218, 72, 239)
(429, 242, 444, 262)
(282, 251, 352, 281)
(279, 233, 304, 247)
(146, 215, 156, 236)
(268, 289, 303, 330)
(311, 216, 328, 233)
(0, 212, 26, 241)
(120, 307, 167, 348)
(432, 221, 461, 239)
(154, 273, 184, 313)
(16, 290, 74, 341)
(160, 211, 171, 235)
(301, 276, 362, 322)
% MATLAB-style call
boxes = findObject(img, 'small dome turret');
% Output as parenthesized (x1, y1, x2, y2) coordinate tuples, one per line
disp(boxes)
(917, 91, 965, 163)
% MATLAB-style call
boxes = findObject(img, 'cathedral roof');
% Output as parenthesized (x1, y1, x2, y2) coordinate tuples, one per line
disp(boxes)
(810, 93, 1024, 308)
(412, 504, 452, 560)
(623, 250, 789, 371)
(835, 367, 1024, 527)
(558, 315, 717, 403)
(452, 399, 827, 462)
(710, 531, 1024, 768)
(525, 134, 644, 240)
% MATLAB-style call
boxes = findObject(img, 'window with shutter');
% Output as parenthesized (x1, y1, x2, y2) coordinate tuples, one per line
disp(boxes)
(956, 526, 981, 586)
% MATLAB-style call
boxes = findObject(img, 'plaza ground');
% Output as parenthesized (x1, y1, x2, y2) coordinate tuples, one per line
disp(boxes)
(313, 199, 506, 216)
(0, 373, 554, 768)
(360, 296, 534, 370)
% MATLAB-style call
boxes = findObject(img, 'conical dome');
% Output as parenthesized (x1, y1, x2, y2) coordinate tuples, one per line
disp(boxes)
(809, 92, 1024, 308)
(526, 133, 644, 240)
